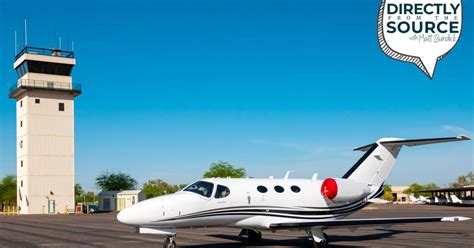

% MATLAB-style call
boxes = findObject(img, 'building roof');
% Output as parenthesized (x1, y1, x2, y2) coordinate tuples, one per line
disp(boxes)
(117, 190, 143, 195)
(391, 186, 409, 193)
(98, 191, 120, 196)
(413, 185, 474, 193)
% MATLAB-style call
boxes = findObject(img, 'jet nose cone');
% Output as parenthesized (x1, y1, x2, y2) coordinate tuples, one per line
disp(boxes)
(117, 208, 129, 224)
(117, 206, 137, 225)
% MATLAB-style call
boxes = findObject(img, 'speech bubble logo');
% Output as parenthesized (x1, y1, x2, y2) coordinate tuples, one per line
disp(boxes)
(377, 0, 463, 79)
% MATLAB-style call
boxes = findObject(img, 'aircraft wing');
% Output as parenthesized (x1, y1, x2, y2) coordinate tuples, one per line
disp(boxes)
(269, 216, 471, 230)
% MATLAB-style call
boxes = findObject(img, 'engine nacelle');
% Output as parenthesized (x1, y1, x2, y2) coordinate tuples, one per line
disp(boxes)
(320, 178, 371, 202)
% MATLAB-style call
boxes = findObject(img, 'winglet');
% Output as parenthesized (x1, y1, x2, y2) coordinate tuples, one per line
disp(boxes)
(441, 216, 471, 222)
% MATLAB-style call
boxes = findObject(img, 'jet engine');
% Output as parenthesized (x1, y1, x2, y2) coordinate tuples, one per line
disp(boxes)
(320, 178, 371, 202)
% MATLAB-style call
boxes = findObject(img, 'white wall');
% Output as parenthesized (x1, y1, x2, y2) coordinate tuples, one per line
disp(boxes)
(16, 91, 75, 214)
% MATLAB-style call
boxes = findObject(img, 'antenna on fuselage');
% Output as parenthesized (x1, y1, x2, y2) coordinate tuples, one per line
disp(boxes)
(284, 171, 294, 179)
(311, 173, 318, 182)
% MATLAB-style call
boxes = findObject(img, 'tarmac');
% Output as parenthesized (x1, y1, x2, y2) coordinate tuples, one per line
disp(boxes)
(0, 204, 473, 247)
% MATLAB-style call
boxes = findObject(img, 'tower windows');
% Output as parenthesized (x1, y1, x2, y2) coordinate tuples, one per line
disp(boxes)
(26, 61, 73, 76)
(21, 160, 23, 167)
(35, 99, 40, 104)
(20, 121, 23, 127)
(20, 101, 23, 107)
(21, 180, 23, 187)
(15, 62, 28, 77)
(58, 103, 64, 111)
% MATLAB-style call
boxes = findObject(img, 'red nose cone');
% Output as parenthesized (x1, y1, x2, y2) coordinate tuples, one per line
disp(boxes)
(321, 178, 338, 200)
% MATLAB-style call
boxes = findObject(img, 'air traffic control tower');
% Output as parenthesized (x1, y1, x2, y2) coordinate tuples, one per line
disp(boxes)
(9, 47, 81, 214)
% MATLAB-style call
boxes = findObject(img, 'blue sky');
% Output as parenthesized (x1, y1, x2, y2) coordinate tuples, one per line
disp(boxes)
(0, 0, 472, 192)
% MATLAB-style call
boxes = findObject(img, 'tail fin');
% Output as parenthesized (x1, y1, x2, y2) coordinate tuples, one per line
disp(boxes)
(409, 195, 419, 202)
(342, 136, 470, 193)
(450, 195, 462, 204)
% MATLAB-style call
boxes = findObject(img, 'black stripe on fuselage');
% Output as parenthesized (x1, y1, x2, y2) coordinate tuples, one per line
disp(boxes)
(154, 202, 371, 223)
(342, 143, 379, 179)
(154, 201, 371, 223)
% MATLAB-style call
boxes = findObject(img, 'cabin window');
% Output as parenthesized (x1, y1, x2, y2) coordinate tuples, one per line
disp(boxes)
(35, 99, 40, 104)
(274, 186, 284, 193)
(184, 181, 214, 198)
(215, 185, 230, 199)
(257, 186, 268, 193)
(59, 103, 65, 111)
(291, 186, 301, 193)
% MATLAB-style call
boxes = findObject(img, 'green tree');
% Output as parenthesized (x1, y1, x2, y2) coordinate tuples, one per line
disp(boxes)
(382, 183, 392, 193)
(75, 191, 97, 204)
(142, 179, 186, 199)
(95, 171, 137, 192)
(403, 183, 438, 197)
(75, 184, 84, 196)
(380, 191, 394, 201)
(450, 171, 473, 188)
(0, 175, 17, 206)
(203, 161, 246, 178)
(380, 183, 394, 201)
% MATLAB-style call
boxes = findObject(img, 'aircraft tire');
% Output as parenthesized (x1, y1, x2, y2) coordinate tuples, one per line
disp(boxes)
(248, 230, 262, 244)
(163, 237, 176, 248)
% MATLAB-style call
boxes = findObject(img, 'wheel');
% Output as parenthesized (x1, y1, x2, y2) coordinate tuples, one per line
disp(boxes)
(312, 239, 328, 248)
(169, 240, 176, 248)
(163, 237, 176, 248)
(311, 232, 329, 248)
(248, 230, 262, 244)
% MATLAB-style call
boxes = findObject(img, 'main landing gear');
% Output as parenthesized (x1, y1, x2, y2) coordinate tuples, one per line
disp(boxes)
(239, 228, 262, 244)
(163, 235, 176, 248)
(309, 227, 329, 248)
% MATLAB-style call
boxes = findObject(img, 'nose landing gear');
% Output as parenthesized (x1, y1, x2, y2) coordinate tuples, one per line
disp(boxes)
(163, 235, 176, 248)
(309, 227, 329, 248)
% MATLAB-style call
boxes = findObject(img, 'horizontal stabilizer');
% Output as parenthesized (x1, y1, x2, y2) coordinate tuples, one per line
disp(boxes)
(354, 135, 470, 151)
(269, 216, 471, 229)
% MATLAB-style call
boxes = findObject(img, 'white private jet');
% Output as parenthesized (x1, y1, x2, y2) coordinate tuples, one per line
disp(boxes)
(419, 195, 434, 204)
(117, 136, 471, 248)
(408, 195, 426, 204)
(450, 195, 474, 206)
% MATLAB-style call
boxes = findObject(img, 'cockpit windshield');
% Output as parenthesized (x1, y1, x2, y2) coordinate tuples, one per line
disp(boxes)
(184, 181, 214, 198)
